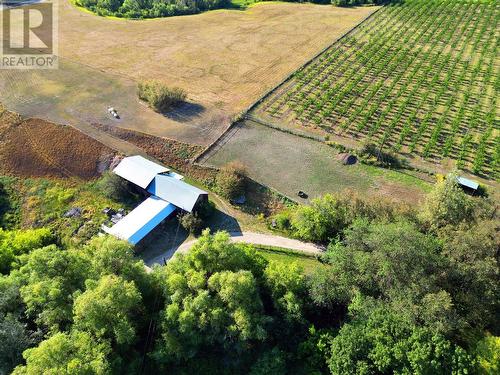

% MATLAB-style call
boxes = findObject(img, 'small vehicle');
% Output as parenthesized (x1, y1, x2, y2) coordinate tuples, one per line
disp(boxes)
(297, 191, 308, 199)
(107, 107, 120, 119)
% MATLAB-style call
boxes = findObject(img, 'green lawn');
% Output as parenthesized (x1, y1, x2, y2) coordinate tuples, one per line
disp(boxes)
(202, 120, 431, 204)
(254, 245, 324, 274)
(229, 0, 261, 8)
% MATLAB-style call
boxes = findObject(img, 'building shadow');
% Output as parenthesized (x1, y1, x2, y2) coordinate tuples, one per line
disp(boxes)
(136, 217, 189, 265)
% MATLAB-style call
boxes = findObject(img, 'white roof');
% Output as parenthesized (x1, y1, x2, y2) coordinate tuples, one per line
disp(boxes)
(113, 156, 169, 189)
(147, 174, 207, 212)
(103, 196, 176, 244)
(456, 176, 479, 190)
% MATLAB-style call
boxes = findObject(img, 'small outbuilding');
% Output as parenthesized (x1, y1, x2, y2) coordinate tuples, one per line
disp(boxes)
(456, 176, 479, 194)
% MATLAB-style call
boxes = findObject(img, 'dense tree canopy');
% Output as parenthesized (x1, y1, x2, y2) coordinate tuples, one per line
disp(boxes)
(76, 0, 389, 19)
(327, 300, 474, 375)
(73, 275, 142, 347)
(76, 0, 232, 19)
(13, 331, 111, 375)
(0, 172, 497, 374)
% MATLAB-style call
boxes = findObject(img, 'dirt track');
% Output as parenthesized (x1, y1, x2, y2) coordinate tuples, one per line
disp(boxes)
(143, 231, 324, 267)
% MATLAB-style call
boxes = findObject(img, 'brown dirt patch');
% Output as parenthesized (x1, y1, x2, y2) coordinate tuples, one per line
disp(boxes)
(0, 108, 114, 179)
(93, 124, 216, 183)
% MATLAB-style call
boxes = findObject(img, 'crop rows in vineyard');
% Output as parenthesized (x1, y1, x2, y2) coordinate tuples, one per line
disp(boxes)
(260, 0, 499, 178)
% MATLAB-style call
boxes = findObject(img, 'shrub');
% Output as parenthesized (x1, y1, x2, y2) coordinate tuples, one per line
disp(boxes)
(179, 199, 214, 235)
(98, 171, 130, 201)
(138, 80, 187, 113)
(215, 161, 247, 201)
(419, 172, 474, 229)
(179, 212, 204, 235)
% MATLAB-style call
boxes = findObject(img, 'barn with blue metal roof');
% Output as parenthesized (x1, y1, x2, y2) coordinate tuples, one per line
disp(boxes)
(103, 156, 208, 245)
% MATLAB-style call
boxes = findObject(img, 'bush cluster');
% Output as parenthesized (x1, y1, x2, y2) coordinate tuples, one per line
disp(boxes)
(138, 80, 187, 113)
(179, 199, 215, 235)
(215, 161, 247, 201)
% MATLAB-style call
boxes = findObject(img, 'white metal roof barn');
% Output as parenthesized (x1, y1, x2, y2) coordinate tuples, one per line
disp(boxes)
(103, 156, 208, 245)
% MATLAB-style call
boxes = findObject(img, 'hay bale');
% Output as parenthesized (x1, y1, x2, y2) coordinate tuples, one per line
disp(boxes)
(337, 153, 357, 165)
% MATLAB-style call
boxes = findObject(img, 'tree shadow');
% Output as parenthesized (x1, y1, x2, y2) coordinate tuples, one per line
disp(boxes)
(206, 207, 242, 234)
(162, 101, 205, 123)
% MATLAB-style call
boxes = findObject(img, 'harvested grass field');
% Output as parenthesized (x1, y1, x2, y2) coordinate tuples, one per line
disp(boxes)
(200, 120, 431, 204)
(254, 0, 500, 178)
(0, 107, 114, 179)
(0, 1, 377, 146)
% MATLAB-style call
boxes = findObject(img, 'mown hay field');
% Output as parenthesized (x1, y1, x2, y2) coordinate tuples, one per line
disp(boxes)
(255, 0, 499, 178)
(0, 1, 377, 146)
(58, 0, 376, 113)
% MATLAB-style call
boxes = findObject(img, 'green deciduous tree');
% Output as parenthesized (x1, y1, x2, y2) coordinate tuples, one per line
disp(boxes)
(327, 300, 474, 375)
(0, 314, 36, 375)
(0, 228, 54, 274)
(290, 194, 351, 242)
(154, 230, 270, 364)
(264, 261, 307, 322)
(73, 275, 142, 346)
(12, 330, 111, 375)
(97, 171, 131, 202)
(475, 334, 500, 375)
(317, 219, 442, 303)
(82, 235, 154, 301)
(16, 245, 90, 331)
(420, 173, 474, 229)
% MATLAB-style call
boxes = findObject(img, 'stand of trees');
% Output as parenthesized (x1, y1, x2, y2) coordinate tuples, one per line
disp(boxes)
(76, 0, 391, 19)
(1, 175, 498, 374)
(76, 0, 232, 19)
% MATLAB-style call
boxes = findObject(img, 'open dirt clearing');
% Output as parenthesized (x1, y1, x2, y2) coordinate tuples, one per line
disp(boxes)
(0, 1, 376, 145)
(0, 107, 114, 179)
(200, 120, 432, 204)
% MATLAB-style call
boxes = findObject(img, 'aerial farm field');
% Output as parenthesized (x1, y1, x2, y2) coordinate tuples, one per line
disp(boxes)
(0, 105, 115, 179)
(201, 120, 431, 204)
(0, 0, 377, 146)
(253, 0, 499, 178)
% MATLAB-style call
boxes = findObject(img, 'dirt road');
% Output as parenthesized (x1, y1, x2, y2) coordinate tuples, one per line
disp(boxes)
(143, 231, 324, 267)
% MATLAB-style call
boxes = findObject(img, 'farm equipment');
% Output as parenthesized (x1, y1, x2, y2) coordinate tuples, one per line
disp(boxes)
(107, 107, 120, 119)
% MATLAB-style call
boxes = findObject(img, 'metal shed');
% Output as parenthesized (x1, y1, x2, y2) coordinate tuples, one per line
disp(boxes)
(113, 155, 169, 189)
(103, 196, 176, 245)
(456, 176, 479, 191)
(147, 174, 208, 213)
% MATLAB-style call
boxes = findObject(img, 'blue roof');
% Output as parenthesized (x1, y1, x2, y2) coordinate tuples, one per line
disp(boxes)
(147, 174, 207, 212)
(456, 176, 479, 190)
